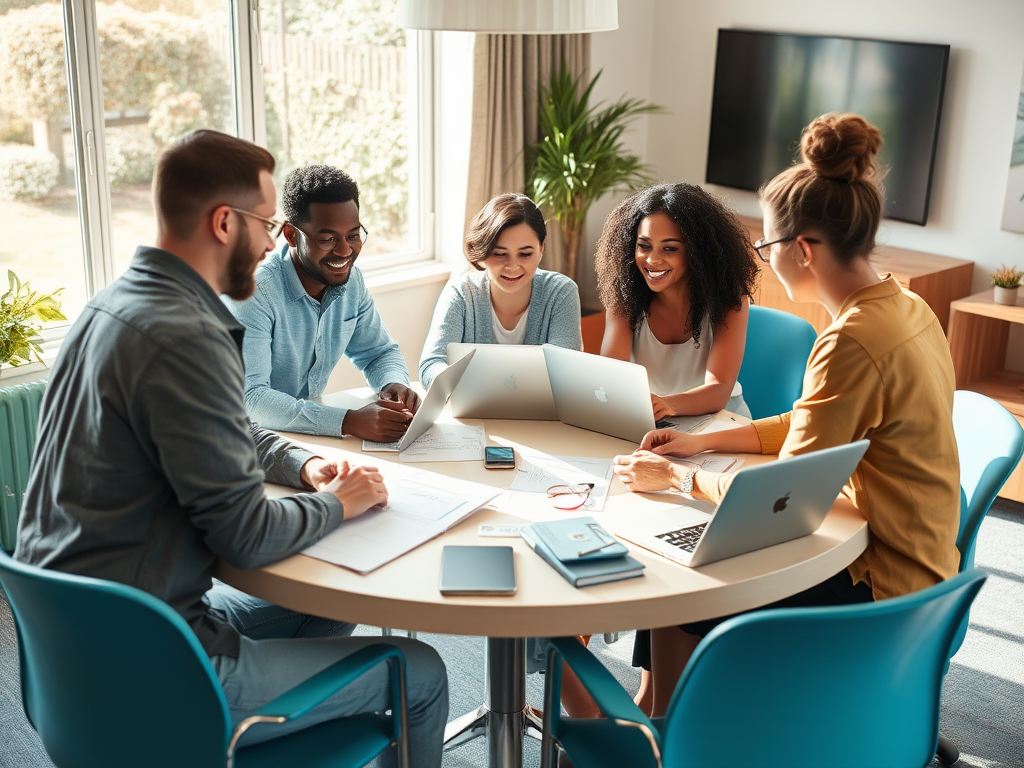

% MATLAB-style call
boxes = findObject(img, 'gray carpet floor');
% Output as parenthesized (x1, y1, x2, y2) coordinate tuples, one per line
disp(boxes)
(3, 500, 1023, 768)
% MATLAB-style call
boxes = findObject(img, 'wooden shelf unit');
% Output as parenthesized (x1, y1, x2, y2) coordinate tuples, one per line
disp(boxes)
(738, 216, 974, 334)
(947, 291, 1024, 501)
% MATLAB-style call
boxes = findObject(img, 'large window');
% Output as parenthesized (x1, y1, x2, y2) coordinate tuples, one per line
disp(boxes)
(0, 0, 432, 335)
(0, 0, 88, 319)
(99, 0, 237, 277)
(258, 0, 426, 262)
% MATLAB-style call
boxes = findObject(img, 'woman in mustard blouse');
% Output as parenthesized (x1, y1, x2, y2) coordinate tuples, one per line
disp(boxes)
(613, 113, 962, 716)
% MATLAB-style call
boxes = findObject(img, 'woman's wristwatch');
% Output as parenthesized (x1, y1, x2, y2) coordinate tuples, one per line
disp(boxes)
(676, 466, 695, 494)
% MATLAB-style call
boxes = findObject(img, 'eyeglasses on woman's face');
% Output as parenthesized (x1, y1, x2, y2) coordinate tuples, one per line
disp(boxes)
(752, 236, 820, 263)
(295, 225, 370, 252)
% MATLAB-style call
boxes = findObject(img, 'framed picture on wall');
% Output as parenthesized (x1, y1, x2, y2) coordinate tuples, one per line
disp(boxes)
(1002, 63, 1024, 234)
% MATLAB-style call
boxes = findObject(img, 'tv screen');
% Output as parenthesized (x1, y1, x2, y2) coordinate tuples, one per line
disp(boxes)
(706, 29, 949, 225)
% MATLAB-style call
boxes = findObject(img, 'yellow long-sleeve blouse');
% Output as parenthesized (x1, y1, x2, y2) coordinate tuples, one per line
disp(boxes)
(695, 275, 961, 600)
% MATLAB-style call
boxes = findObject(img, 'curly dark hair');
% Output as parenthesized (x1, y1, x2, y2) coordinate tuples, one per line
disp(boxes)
(282, 164, 359, 225)
(595, 182, 758, 347)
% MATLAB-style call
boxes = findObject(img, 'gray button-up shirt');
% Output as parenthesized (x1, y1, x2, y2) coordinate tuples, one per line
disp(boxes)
(15, 247, 344, 658)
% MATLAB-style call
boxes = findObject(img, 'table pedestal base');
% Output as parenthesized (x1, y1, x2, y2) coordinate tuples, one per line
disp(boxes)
(443, 638, 544, 768)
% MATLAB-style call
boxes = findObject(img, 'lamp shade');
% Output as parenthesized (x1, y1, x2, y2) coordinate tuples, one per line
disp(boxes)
(396, 0, 618, 34)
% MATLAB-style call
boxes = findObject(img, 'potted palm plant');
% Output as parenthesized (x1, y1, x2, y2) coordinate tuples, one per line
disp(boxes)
(1, 270, 66, 368)
(527, 67, 664, 282)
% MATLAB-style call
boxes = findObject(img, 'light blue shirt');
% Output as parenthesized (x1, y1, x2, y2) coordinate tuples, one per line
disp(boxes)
(418, 268, 582, 388)
(224, 246, 409, 436)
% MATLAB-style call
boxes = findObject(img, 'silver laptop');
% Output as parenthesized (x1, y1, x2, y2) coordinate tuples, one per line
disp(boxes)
(447, 343, 557, 420)
(542, 344, 664, 442)
(367, 349, 476, 451)
(610, 440, 869, 567)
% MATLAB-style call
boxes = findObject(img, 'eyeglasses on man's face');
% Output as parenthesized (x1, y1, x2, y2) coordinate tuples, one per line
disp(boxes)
(230, 207, 286, 240)
(295, 225, 370, 252)
(752, 236, 820, 264)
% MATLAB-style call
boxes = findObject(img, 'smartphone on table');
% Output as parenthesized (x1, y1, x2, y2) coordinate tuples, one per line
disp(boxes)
(484, 446, 516, 470)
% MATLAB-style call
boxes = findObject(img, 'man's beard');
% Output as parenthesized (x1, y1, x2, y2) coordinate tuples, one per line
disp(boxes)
(224, 225, 259, 300)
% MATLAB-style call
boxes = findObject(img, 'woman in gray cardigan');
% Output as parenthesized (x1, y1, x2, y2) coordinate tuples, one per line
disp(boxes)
(418, 193, 582, 389)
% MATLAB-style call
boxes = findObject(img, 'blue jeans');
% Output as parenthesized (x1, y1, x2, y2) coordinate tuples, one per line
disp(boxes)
(205, 581, 448, 767)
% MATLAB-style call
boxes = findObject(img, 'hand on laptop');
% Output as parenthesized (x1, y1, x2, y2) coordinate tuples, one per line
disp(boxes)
(651, 394, 675, 420)
(342, 400, 414, 441)
(318, 462, 389, 519)
(378, 382, 421, 413)
(612, 450, 677, 493)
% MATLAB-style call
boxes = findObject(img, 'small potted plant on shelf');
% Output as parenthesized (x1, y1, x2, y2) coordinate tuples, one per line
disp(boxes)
(1, 270, 66, 368)
(991, 265, 1024, 306)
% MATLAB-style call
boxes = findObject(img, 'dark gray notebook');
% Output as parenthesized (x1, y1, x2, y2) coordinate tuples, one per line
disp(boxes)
(439, 546, 517, 596)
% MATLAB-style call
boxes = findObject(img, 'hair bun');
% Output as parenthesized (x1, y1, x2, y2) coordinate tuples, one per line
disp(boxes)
(800, 113, 883, 183)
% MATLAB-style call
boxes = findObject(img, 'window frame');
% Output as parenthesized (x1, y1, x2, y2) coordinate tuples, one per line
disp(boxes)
(36, 0, 437, 347)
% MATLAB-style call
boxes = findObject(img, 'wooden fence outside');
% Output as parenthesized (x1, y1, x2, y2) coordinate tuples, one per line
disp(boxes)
(205, 28, 407, 97)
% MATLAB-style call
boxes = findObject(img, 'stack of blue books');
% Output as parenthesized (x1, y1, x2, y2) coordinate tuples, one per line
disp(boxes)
(519, 517, 645, 588)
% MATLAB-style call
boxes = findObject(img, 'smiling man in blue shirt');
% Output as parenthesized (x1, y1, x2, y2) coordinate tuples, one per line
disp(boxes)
(226, 165, 419, 442)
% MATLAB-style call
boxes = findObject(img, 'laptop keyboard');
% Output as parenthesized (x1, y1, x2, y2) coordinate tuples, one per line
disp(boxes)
(655, 523, 708, 553)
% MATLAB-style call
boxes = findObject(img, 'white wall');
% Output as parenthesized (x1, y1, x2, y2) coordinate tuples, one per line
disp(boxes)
(581, 0, 656, 311)
(589, 0, 1024, 354)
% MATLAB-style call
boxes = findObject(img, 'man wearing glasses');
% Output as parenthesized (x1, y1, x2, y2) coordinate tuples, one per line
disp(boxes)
(226, 165, 419, 442)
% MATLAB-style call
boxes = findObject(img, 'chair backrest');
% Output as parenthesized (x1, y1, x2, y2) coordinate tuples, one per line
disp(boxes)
(943, 390, 1024, 665)
(952, 390, 1024, 571)
(0, 549, 232, 768)
(661, 569, 986, 768)
(737, 306, 817, 420)
(0, 380, 46, 553)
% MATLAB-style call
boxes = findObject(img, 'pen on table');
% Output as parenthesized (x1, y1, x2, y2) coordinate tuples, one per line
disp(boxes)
(577, 540, 618, 557)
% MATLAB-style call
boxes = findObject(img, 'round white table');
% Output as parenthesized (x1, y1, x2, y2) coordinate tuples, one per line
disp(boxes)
(217, 409, 868, 768)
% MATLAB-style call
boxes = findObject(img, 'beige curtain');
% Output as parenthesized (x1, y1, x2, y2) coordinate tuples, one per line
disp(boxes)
(464, 34, 590, 276)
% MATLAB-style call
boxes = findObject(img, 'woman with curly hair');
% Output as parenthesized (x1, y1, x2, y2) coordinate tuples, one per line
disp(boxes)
(596, 182, 758, 419)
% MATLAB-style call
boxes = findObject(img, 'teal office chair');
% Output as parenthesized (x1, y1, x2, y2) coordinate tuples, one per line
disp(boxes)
(541, 569, 987, 768)
(0, 380, 46, 553)
(0, 548, 410, 768)
(737, 306, 817, 420)
(935, 390, 1024, 766)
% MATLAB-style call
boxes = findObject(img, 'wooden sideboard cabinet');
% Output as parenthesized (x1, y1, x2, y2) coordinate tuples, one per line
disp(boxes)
(947, 291, 1024, 502)
(738, 216, 975, 334)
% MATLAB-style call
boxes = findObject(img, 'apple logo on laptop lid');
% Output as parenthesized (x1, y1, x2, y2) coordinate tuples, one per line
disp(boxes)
(504, 375, 517, 391)
(594, 387, 609, 403)
(773, 492, 790, 513)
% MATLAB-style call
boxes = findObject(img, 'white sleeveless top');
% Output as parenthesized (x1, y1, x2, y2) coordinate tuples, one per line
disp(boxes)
(632, 316, 743, 399)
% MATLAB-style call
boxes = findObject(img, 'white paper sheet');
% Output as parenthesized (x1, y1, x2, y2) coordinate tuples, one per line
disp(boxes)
(494, 452, 614, 519)
(301, 468, 501, 573)
(669, 456, 744, 474)
(399, 423, 485, 462)
(362, 423, 485, 462)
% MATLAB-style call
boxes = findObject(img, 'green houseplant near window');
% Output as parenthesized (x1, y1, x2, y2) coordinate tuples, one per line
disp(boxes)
(527, 67, 665, 281)
(1, 270, 66, 367)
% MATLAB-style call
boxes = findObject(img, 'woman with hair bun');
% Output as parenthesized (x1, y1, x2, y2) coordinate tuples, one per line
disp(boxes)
(597, 182, 758, 419)
(614, 113, 961, 716)
(418, 193, 581, 389)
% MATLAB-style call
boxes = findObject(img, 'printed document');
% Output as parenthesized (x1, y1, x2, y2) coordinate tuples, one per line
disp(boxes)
(280, 446, 500, 573)
(362, 423, 485, 463)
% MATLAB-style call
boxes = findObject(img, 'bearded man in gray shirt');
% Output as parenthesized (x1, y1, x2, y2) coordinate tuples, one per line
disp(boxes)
(15, 130, 447, 766)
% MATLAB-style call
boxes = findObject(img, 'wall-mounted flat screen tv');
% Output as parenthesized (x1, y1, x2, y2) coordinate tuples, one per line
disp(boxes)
(706, 29, 949, 225)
